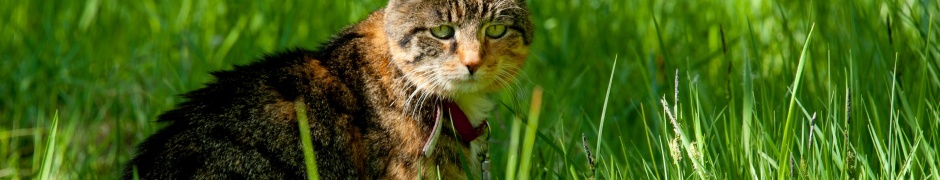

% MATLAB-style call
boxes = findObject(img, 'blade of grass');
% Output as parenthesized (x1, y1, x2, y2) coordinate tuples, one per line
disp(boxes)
(594, 56, 617, 179)
(212, 17, 247, 62)
(888, 53, 899, 180)
(518, 87, 543, 180)
(744, 17, 758, 179)
(504, 115, 523, 180)
(640, 104, 661, 180)
(898, 132, 922, 177)
(38, 110, 59, 180)
(778, 22, 816, 179)
(868, 119, 888, 176)
(295, 100, 320, 180)
(661, 97, 707, 178)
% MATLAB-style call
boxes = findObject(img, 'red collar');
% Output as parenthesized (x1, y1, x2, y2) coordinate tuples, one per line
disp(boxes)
(443, 101, 487, 143)
(421, 100, 487, 157)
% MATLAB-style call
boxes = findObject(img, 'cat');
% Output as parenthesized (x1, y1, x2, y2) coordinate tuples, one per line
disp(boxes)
(124, 0, 533, 179)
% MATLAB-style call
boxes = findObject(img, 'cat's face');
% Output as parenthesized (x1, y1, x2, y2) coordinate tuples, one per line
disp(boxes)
(384, 0, 533, 99)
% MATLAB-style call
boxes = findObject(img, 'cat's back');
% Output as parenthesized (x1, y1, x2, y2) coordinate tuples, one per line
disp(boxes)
(124, 14, 393, 177)
(124, 49, 306, 178)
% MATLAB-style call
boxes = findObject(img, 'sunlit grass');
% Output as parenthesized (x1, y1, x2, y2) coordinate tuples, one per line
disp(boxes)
(2, 0, 939, 179)
(778, 22, 815, 179)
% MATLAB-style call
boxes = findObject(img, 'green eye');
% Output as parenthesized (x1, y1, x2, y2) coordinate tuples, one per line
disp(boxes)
(485, 25, 507, 38)
(430, 25, 455, 39)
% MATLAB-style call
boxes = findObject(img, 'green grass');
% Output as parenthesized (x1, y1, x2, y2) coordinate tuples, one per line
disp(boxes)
(2, 0, 939, 179)
(778, 22, 815, 179)
(294, 100, 320, 180)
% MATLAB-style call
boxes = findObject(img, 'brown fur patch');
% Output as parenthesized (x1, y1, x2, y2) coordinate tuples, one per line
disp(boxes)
(263, 100, 295, 123)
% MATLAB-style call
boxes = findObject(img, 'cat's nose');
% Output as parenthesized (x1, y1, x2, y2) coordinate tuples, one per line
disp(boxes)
(460, 50, 481, 75)
(464, 60, 480, 75)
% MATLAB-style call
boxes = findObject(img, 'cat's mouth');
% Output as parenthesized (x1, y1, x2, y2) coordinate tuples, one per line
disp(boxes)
(402, 67, 499, 100)
(413, 79, 484, 98)
(445, 73, 493, 94)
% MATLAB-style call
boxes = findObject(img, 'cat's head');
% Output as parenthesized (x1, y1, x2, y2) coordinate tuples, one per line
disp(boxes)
(384, 0, 533, 99)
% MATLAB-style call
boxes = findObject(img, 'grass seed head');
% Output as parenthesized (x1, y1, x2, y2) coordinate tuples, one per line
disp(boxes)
(669, 137, 681, 164)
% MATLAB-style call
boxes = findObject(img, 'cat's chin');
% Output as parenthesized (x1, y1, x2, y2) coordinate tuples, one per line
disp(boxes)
(442, 81, 496, 97)
(407, 76, 500, 101)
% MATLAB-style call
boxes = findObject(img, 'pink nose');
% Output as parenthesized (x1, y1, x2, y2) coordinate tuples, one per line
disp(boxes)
(459, 47, 481, 75)
(462, 54, 480, 75)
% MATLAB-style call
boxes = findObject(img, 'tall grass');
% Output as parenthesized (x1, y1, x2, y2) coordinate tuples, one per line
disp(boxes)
(778, 23, 815, 179)
(2, 0, 939, 179)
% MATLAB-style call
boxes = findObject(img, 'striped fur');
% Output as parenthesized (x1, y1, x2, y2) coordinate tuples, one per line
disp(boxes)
(125, 0, 532, 179)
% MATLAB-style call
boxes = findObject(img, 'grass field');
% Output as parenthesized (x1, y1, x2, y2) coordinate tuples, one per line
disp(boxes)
(2, 0, 939, 179)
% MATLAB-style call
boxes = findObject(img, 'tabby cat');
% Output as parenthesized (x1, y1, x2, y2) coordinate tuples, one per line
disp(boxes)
(124, 0, 533, 179)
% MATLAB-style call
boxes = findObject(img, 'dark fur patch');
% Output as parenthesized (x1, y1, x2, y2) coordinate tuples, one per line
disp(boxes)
(398, 28, 424, 48)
